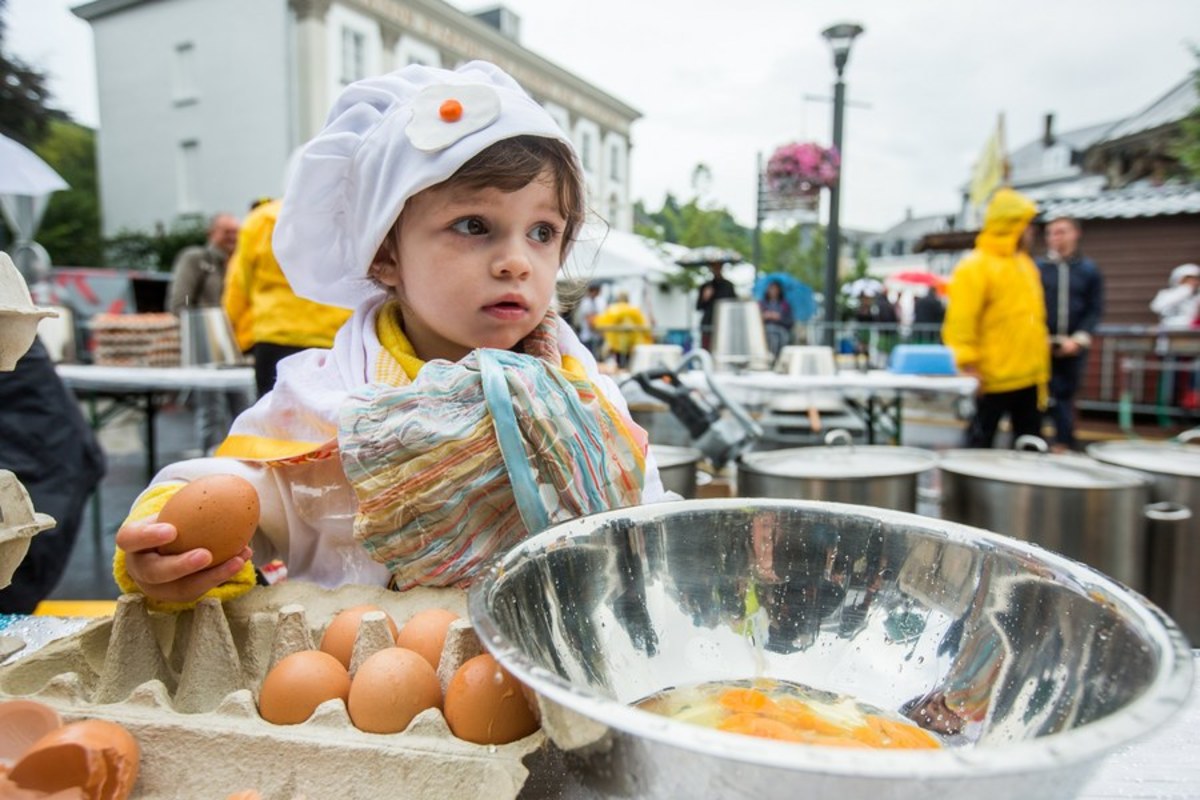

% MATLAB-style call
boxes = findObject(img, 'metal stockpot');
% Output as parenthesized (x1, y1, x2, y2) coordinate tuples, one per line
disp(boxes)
(650, 444, 704, 499)
(1087, 431, 1200, 643)
(939, 436, 1153, 590)
(738, 429, 937, 512)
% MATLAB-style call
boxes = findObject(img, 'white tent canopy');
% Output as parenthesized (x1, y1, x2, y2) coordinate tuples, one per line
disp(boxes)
(566, 223, 685, 283)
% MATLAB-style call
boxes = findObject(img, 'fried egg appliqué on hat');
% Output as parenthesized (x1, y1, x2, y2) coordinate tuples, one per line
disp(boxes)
(406, 84, 501, 152)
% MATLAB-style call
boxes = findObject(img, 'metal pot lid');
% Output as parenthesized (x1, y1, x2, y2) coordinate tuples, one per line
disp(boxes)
(939, 449, 1149, 489)
(739, 444, 937, 480)
(649, 444, 703, 469)
(1086, 438, 1200, 478)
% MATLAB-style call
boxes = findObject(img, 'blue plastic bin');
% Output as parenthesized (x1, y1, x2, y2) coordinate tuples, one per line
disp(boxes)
(888, 344, 957, 375)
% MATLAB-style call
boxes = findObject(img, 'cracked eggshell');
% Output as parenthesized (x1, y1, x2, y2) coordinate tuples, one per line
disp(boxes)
(8, 719, 139, 800)
(0, 699, 61, 766)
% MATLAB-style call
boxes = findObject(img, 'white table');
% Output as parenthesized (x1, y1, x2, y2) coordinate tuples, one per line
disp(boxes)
(57, 364, 255, 477)
(680, 369, 979, 444)
(56, 364, 256, 394)
(56, 365, 257, 546)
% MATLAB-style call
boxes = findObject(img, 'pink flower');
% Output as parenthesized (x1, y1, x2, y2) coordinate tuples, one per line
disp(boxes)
(766, 142, 840, 196)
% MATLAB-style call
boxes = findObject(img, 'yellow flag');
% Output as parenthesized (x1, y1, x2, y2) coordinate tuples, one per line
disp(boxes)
(969, 114, 1008, 209)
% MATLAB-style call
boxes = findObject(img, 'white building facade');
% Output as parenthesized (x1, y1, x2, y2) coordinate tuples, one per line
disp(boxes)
(73, 0, 641, 236)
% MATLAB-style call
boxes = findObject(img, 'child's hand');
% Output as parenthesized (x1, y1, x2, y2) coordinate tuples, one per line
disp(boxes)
(116, 516, 253, 605)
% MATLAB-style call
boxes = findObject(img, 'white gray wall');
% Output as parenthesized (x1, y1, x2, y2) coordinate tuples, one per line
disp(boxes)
(91, 0, 291, 235)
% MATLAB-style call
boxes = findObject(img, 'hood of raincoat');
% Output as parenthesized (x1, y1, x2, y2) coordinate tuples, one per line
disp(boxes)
(975, 188, 1038, 257)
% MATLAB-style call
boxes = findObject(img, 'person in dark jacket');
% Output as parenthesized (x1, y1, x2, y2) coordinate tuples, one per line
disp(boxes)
(1036, 216, 1103, 452)
(0, 338, 105, 613)
(695, 262, 738, 351)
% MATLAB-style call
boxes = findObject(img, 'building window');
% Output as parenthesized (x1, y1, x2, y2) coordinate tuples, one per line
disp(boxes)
(341, 27, 365, 84)
(177, 140, 200, 213)
(172, 42, 197, 104)
(580, 133, 593, 172)
(609, 145, 621, 181)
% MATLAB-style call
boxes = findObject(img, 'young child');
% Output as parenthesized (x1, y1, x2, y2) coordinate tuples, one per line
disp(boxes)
(115, 61, 666, 609)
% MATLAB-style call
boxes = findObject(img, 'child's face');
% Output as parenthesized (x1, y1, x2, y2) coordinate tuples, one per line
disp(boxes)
(377, 170, 566, 362)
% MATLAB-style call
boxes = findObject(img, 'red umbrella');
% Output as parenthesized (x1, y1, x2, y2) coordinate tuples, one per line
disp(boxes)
(886, 270, 947, 289)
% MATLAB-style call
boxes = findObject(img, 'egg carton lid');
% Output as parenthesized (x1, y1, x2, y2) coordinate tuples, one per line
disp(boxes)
(0, 583, 552, 800)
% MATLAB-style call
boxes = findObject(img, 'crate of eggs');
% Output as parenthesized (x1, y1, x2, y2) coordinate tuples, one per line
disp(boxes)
(0, 581, 547, 799)
(90, 313, 181, 367)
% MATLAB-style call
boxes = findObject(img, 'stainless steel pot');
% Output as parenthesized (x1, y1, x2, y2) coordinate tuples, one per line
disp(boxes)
(650, 444, 703, 498)
(1087, 431, 1200, 643)
(939, 436, 1152, 590)
(470, 499, 1193, 800)
(738, 429, 937, 512)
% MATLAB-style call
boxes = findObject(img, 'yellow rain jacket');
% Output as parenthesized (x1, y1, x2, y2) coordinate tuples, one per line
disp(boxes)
(223, 200, 351, 352)
(942, 189, 1049, 398)
(594, 301, 653, 357)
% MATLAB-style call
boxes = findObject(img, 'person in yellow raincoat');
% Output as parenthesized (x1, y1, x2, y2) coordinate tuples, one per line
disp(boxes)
(593, 291, 653, 368)
(942, 188, 1050, 448)
(223, 199, 352, 396)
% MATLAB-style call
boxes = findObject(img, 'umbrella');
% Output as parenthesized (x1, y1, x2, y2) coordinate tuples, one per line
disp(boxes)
(675, 245, 745, 268)
(841, 277, 884, 298)
(0, 133, 68, 197)
(0, 133, 69, 279)
(753, 273, 815, 322)
(885, 269, 947, 290)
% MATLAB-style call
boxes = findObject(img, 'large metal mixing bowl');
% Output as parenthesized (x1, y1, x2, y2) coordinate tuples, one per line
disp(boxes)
(470, 500, 1193, 800)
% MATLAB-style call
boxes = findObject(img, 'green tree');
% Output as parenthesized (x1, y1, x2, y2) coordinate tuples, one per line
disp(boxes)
(1171, 50, 1200, 179)
(35, 119, 103, 267)
(104, 216, 208, 272)
(0, 0, 64, 146)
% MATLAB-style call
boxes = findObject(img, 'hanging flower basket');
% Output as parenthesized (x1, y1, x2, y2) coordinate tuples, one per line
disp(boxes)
(766, 142, 840, 198)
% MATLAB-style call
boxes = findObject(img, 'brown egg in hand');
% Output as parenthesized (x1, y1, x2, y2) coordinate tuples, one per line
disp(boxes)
(444, 654, 539, 745)
(394, 607, 460, 669)
(319, 605, 399, 669)
(348, 647, 442, 734)
(157, 474, 259, 564)
(258, 650, 351, 725)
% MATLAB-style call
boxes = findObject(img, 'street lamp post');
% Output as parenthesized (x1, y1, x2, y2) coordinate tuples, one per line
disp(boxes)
(820, 22, 864, 347)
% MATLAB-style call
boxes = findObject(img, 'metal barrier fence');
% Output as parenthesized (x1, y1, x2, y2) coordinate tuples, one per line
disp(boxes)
(670, 322, 1200, 424)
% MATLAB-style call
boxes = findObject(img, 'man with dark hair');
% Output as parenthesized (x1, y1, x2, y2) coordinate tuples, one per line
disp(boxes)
(1037, 216, 1103, 452)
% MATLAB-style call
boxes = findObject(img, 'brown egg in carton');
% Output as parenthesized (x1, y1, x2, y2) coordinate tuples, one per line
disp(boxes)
(0, 582, 548, 799)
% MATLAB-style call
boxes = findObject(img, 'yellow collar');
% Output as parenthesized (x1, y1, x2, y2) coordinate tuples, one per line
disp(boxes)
(375, 301, 425, 384)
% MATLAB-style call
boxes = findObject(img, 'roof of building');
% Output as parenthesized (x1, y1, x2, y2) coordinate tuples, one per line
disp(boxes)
(1098, 75, 1199, 143)
(1008, 119, 1116, 187)
(1038, 182, 1200, 220)
(866, 213, 953, 245)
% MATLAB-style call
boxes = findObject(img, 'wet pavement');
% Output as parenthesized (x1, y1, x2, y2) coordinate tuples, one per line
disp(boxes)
(44, 390, 1185, 602)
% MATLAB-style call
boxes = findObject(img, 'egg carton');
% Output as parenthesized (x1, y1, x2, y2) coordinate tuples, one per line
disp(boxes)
(0, 582, 549, 800)
(0, 469, 55, 591)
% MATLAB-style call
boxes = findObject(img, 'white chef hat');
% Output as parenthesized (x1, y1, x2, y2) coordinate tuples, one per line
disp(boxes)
(1170, 263, 1200, 286)
(274, 60, 576, 309)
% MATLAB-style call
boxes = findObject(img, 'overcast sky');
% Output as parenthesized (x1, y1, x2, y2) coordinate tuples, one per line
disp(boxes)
(6, 0, 1199, 232)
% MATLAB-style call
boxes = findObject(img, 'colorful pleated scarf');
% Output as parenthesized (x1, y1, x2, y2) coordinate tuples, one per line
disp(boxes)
(338, 318, 646, 590)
